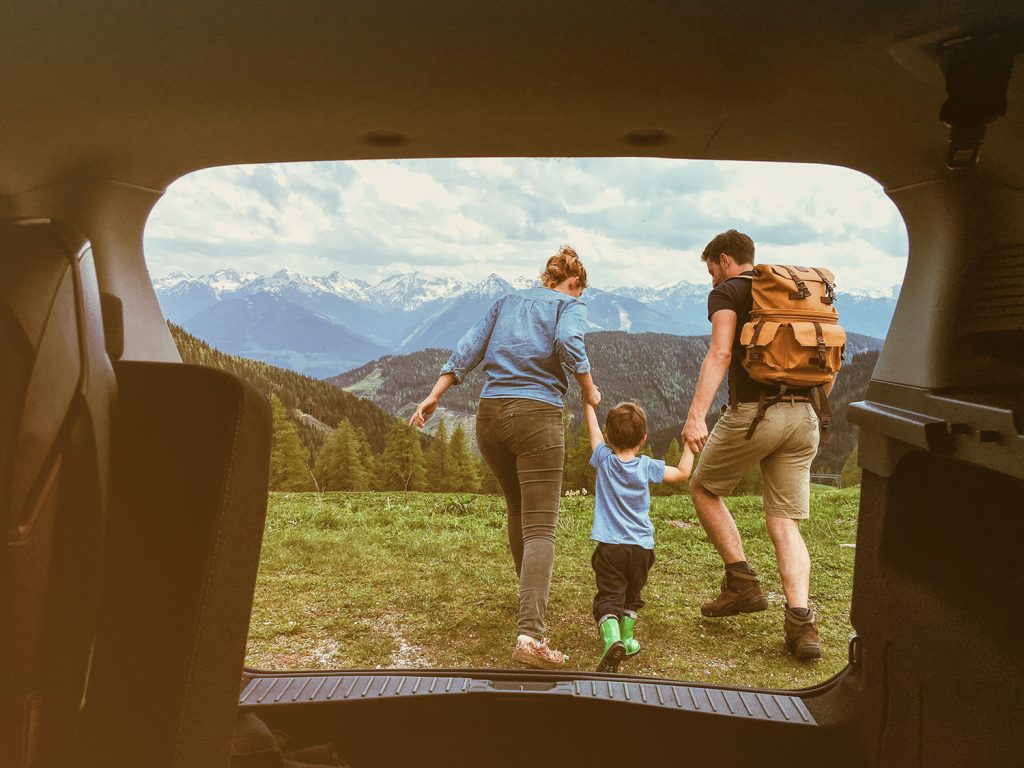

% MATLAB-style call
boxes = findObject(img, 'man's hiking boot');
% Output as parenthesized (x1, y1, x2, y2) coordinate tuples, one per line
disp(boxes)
(512, 636, 567, 670)
(784, 607, 822, 661)
(596, 616, 626, 673)
(700, 568, 769, 617)
(620, 613, 640, 657)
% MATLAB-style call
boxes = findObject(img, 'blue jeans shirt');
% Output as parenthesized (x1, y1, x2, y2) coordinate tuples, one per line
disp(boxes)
(440, 287, 591, 408)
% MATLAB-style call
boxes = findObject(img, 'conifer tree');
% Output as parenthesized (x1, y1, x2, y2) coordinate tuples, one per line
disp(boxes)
(269, 394, 314, 491)
(364, 449, 386, 491)
(841, 444, 861, 487)
(448, 424, 481, 492)
(478, 457, 502, 494)
(424, 418, 452, 492)
(314, 418, 370, 491)
(382, 419, 427, 491)
(563, 417, 595, 494)
(655, 438, 685, 496)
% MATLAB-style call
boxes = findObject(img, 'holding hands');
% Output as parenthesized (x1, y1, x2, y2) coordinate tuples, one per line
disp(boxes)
(682, 414, 709, 454)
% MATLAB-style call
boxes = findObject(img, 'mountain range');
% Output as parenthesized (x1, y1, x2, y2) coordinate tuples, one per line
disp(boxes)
(155, 268, 898, 378)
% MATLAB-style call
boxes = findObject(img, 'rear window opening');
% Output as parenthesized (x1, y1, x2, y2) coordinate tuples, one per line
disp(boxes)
(145, 157, 907, 689)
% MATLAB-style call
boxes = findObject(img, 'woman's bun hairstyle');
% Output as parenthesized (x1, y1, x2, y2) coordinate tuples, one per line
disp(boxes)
(540, 245, 588, 290)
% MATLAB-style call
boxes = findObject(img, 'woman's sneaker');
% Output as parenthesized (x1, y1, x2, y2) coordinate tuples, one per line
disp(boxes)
(512, 637, 568, 669)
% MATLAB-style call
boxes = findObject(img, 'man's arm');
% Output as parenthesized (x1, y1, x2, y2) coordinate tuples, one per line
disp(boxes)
(582, 402, 603, 451)
(682, 309, 737, 452)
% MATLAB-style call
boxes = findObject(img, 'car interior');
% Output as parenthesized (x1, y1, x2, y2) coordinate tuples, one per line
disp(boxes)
(2, 2, 1022, 766)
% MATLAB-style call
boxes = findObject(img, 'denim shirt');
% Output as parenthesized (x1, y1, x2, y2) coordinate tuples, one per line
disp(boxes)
(440, 287, 591, 408)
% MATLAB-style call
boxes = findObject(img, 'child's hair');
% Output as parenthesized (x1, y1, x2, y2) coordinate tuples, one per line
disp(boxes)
(540, 245, 588, 290)
(605, 402, 647, 450)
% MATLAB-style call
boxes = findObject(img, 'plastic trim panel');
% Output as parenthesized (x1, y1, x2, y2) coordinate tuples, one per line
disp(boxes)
(239, 674, 816, 725)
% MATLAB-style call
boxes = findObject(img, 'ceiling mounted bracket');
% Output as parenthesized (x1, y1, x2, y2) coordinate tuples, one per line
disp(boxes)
(939, 34, 1018, 169)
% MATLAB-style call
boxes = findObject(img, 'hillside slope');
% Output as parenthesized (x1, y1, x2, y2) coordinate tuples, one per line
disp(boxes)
(170, 323, 394, 459)
(330, 331, 879, 473)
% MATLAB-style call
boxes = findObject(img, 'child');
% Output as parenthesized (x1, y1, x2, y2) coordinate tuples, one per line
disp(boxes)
(583, 400, 694, 672)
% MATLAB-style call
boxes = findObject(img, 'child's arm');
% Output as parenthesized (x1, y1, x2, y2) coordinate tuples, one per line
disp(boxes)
(583, 402, 604, 451)
(662, 444, 696, 484)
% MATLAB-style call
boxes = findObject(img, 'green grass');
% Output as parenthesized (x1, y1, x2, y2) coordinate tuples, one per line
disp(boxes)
(246, 488, 859, 689)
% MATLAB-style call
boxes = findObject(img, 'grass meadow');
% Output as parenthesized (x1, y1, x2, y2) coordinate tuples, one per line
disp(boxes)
(246, 488, 859, 690)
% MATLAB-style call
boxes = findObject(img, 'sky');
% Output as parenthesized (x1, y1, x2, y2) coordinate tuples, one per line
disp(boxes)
(144, 158, 909, 293)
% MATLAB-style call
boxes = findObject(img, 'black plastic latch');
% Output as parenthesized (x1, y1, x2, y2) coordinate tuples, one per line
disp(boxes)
(939, 34, 1018, 169)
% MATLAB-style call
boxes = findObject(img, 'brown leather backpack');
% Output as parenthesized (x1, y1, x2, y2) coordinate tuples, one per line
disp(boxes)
(736, 265, 846, 441)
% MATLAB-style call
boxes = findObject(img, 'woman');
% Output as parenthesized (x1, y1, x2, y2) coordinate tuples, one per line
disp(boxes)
(410, 246, 600, 669)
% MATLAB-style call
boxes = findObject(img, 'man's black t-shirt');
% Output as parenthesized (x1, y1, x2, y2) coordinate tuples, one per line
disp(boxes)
(706, 270, 759, 402)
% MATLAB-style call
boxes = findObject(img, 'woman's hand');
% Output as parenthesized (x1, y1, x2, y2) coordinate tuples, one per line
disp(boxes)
(409, 395, 439, 428)
(682, 414, 709, 453)
(581, 385, 601, 408)
(409, 374, 455, 429)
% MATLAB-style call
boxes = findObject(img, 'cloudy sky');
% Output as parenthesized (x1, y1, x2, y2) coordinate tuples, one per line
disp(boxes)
(144, 158, 908, 293)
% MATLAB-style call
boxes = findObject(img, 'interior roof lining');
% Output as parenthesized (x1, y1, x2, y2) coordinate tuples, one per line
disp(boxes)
(1, 1, 1021, 197)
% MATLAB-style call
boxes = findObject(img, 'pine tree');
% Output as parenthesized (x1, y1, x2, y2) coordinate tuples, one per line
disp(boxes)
(563, 422, 595, 494)
(314, 418, 370, 491)
(448, 424, 481, 492)
(655, 438, 685, 496)
(382, 419, 427, 491)
(478, 456, 502, 494)
(364, 450, 386, 491)
(841, 444, 861, 487)
(424, 418, 452, 492)
(269, 394, 314, 491)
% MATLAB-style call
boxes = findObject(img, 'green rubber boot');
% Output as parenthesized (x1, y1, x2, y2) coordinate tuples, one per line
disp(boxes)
(620, 613, 640, 657)
(596, 616, 626, 673)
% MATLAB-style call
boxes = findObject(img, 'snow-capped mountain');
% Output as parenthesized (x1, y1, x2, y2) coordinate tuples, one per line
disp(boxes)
(394, 274, 515, 353)
(369, 272, 470, 310)
(154, 267, 897, 378)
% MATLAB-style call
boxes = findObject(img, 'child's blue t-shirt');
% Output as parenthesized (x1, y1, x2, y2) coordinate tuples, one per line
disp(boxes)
(589, 443, 665, 550)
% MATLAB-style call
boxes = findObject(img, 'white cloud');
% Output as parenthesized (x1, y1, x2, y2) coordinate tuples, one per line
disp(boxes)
(145, 158, 908, 291)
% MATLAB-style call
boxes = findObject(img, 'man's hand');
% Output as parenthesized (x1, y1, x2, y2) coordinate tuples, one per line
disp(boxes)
(581, 385, 601, 408)
(682, 415, 709, 453)
(409, 395, 439, 428)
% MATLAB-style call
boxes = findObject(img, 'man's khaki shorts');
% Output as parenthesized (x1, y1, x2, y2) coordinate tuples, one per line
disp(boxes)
(691, 401, 820, 519)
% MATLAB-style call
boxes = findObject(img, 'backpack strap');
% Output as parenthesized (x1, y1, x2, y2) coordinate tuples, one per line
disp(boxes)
(725, 273, 753, 410)
(810, 385, 832, 444)
(744, 389, 770, 440)
(781, 266, 811, 299)
(749, 318, 766, 348)
(744, 384, 835, 444)
(811, 268, 836, 305)
(744, 384, 787, 440)
(812, 321, 828, 368)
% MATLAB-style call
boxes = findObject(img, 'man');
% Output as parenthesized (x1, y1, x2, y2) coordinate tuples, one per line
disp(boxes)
(682, 230, 822, 661)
